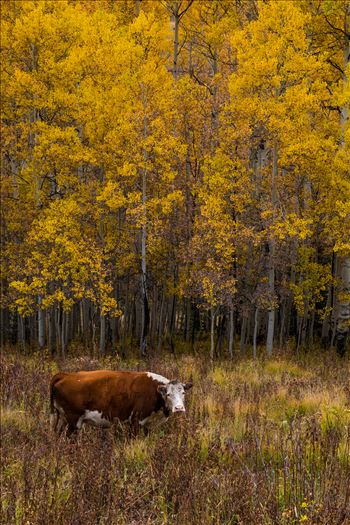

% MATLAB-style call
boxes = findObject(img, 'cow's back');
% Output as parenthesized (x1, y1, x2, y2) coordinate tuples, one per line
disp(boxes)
(51, 370, 158, 423)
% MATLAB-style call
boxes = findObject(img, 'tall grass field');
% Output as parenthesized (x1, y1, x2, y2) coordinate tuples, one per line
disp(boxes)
(1, 351, 349, 524)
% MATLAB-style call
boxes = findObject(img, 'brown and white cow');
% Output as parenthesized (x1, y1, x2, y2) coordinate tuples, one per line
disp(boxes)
(50, 370, 192, 436)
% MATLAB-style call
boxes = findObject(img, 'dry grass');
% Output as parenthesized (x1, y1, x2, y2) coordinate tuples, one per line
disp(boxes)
(1, 350, 349, 524)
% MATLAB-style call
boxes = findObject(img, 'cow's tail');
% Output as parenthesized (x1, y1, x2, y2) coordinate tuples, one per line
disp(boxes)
(50, 373, 64, 431)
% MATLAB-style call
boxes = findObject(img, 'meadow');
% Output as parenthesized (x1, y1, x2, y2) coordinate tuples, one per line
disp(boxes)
(1, 349, 349, 525)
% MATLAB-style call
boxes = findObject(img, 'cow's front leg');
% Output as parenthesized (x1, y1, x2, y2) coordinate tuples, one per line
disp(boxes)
(129, 414, 141, 437)
(66, 424, 78, 438)
(138, 415, 151, 436)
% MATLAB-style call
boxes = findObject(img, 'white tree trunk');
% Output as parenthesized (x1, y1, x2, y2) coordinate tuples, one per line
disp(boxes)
(210, 306, 217, 361)
(61, 310, 66, 360)
(135, 0, 141, 16)
(172, 8, 179, 81)
(38, 296, 45, 349)
(321, 283, 332, 343)
(335, 258, 350, 355)
(240, 316, 247, 356)
(140, 117, 149, 357)
(99, 314, 106, 355)
(253, 307, 259, 359)
(228, 302, 234, 359)
(266, 141, 278, 355)
(18, 314, 25, 352)
(335, 33, 350, 355)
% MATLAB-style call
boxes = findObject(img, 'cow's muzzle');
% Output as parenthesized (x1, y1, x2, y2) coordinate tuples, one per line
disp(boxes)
(173, 406, 185, 413)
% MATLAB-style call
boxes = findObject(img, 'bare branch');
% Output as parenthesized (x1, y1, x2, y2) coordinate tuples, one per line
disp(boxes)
(324, 15, 350, 39)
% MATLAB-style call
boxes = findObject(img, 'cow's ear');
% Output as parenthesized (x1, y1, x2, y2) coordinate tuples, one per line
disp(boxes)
(157, 385, 167, 396)
(183, 382, 193, 391)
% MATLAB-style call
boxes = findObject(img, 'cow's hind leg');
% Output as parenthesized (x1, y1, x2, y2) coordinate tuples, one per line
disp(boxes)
(50, 409, 60, 432)
(50, 409, 68, 439)
(57, 417, 67, 437)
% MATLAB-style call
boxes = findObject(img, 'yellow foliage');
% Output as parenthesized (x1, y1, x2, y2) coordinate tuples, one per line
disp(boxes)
(1, 0, 349, 332)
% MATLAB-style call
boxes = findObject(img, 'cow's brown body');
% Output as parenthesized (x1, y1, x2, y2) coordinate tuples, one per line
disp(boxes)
(50, 370, 191, 436)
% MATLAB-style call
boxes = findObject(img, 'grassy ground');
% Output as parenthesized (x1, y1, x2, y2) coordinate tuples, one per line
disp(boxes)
(1, 349, 349, 524)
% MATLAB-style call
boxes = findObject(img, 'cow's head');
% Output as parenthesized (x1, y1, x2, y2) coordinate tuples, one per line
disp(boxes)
(157, 380, 193, 413)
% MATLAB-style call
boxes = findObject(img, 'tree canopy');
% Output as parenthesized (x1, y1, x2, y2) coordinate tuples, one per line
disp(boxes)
(1, 0, 349, 357)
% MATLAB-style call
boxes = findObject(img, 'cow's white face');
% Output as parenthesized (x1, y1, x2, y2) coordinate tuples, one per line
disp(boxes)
(158, 380, 192, 413)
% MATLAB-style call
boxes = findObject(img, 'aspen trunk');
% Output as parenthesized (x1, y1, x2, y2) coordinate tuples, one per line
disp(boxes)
(157, 292, 165, 353)
(240, 316, 247, 356)
(69, 308, 75, 343)
(140, 273, 149, 357)
(296, 316, 302, 352)
(6, 310, 15, 345)
(169, 290, 176, 354)
(12, 310, 17, 344)
(216, 314, 225, 358)
(91, 307, 97, 357)
(301, 313, 307, 349)
(309, 311, 315, 346)
(28, 314, 35, 347)
(279, 300, 285, 349)
(79, 301, 84, 340)
(335, 257, 350, 356)
(228, 303, 234, 359)
(171, 5, 180, 81)
(83, 300, 90, 349)
(61, 309, 66, 360)
(18, 314, 25, 352)
(191, 302, 198, 352)
(131, 299, 137, 347)
(266, 141, 278, 355)
(55, 308, 60, 354)
(135, 0, 141, 16)
(140, 117, 149, 357)
(38, 296, 45, 349)
(331, 255, 338, 348)
(285, 263, 296, 345)
(321, 283, 332, 345)
(110, 318, 116, 356)
(100, 313, 106, 355)
(335, 36, 350, 356)
(1, 310, 6, 345)
(48, 308, 55, 356)
(210, 306, 218, 361)
(185, 298, 192, 343)
(169, 1, 193, 80)
(253, 307, 259, 359)
(266, 264, 276, 353)
(120, 313, 126, 358)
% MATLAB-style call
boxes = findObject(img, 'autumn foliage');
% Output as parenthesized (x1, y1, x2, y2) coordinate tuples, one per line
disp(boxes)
(1, 0, 349, 357)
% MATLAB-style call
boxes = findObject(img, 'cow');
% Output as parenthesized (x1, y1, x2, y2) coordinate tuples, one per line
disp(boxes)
(50, 370, 192, 436)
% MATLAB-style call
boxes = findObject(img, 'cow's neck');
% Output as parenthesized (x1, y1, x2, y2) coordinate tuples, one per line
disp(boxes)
(156, 392, 169, 417)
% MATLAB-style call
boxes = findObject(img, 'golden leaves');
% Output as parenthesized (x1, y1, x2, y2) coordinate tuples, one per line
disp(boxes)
(2, 0, 349, 322)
